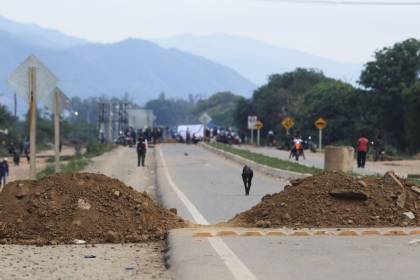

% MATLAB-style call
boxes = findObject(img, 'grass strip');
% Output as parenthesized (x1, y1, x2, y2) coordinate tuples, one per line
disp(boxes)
(37, 143, 113, 179)
(209, 142, 320, 175)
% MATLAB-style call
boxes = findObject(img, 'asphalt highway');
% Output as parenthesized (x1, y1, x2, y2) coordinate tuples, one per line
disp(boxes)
(157, 144, 420, 280)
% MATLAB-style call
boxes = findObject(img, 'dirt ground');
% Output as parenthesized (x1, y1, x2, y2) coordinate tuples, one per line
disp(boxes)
(0, 146, 174, 280)
(5, 146, 76, 183)
(229, 171, 420, 228)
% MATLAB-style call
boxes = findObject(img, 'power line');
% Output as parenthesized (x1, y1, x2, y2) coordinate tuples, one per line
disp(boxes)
(260, 0, 420, 5)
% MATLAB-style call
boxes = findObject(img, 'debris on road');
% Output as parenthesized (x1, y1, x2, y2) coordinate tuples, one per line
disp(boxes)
(228, 172, 420, 228)
(0, 173, 186, 245)
(408, 239, 420, 246)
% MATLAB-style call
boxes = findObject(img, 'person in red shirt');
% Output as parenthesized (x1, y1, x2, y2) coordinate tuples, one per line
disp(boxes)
(356, 135, 369, 168)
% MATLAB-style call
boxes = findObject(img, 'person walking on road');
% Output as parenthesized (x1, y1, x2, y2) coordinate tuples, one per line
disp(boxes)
(136, 137, 147, 167)
(0, 158, 9, 188)
(356, 134, 369, 168)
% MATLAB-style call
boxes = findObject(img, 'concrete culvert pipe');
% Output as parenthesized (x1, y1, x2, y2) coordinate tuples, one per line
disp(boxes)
(324, 146, 354, 173)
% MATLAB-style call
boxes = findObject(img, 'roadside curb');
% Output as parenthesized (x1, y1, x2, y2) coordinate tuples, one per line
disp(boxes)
(172, 227, 420, 238)
(200, 143, 311, 181)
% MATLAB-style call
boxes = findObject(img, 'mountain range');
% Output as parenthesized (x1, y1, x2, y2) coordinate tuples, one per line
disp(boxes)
(155, 34, 363, 85)
(0, 16, 255, 109)
(0, 15, 364, 111)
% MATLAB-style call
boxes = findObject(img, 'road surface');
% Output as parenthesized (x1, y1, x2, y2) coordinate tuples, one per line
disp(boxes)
(236, 145, 420, 177)
(157, 144, 420, 280)
(156, 144, 286, 223)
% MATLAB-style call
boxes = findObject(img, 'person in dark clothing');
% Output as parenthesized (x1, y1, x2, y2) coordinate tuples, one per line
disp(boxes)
(13, 152, 20, 166)
(186, 129, 191, 144)
(0, 158, 9, 187)
(242, 165, 253, 196)
(136, 137, 147, 167)
(356, 135, 369, 168)
(24, 146, 30, 163)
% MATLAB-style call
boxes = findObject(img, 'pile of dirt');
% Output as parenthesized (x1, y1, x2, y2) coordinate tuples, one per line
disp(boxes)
(228, 171, 420, 228)
(0, 173, 186, 245)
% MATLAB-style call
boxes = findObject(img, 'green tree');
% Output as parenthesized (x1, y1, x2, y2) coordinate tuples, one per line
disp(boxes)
(194, 92, 244, 127)
(145, 92, 196, 126)
(240, 68, 328, 136)
(359, 38, 420, 149)
(299, 81, 368, 144)
(403, 82, 420, 152)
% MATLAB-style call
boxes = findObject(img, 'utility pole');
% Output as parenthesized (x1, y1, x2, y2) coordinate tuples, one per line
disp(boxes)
(28, 67, 37, 179)
(14, 93, 17, 118)
(53, 89, 60, 172)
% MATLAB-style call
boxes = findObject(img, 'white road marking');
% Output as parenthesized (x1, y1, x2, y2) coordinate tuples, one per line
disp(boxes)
(158, 147, 257, 280)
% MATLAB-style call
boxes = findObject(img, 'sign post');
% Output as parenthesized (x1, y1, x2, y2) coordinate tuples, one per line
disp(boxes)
(314, 117, 327, 151)
(7, 55, 58, 179)
(281, 117, 294, 136)
(255, 120, 263, 146)
(248, 116, 257, 144)
(29, 67, 37, 179)
(44, 87, 70, 173)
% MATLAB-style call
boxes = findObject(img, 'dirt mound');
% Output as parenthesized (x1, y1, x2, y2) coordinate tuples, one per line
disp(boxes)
(228, 172, 420, 228)
(0, 173, 186, 245)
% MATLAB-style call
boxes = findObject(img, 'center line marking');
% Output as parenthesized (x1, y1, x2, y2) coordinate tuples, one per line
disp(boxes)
(158, 147, 257, 280)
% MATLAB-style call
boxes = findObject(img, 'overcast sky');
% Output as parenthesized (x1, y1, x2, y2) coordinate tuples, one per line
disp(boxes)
(1, 0, 419, 63)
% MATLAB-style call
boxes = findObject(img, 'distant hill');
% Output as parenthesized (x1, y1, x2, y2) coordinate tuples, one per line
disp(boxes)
(0, 24, 255, 108)
(154, 34, 363, 85)
(0, 16, 88, 49)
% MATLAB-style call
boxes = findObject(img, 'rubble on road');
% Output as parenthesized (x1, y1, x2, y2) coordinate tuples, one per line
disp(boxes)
(0, 173, 186, 245)
(228, 171, 420, 228)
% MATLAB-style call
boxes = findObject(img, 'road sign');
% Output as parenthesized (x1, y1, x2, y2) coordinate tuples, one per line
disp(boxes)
(255, 120, 263, 130)
(44, 87, 70, 114)
(281, 117, 294, 130)
(7, 55, 59, 179)
(8, 55, 58, 104)
(315, 117, 327, 130)
(199, 112, 212, 125)
(248, 116, 257, 130)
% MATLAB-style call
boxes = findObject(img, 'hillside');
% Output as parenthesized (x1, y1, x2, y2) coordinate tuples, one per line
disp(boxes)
(0, 16, 88, 49)
(155, 34, 363, 85)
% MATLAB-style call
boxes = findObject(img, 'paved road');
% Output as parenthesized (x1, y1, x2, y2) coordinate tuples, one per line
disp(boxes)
(236, 145, 420, 177)
(157, 144, 420, 280)
(157, 144, 286, 224)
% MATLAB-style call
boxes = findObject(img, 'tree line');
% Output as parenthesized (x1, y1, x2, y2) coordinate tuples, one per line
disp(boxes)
(146, 38, 420, 154)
